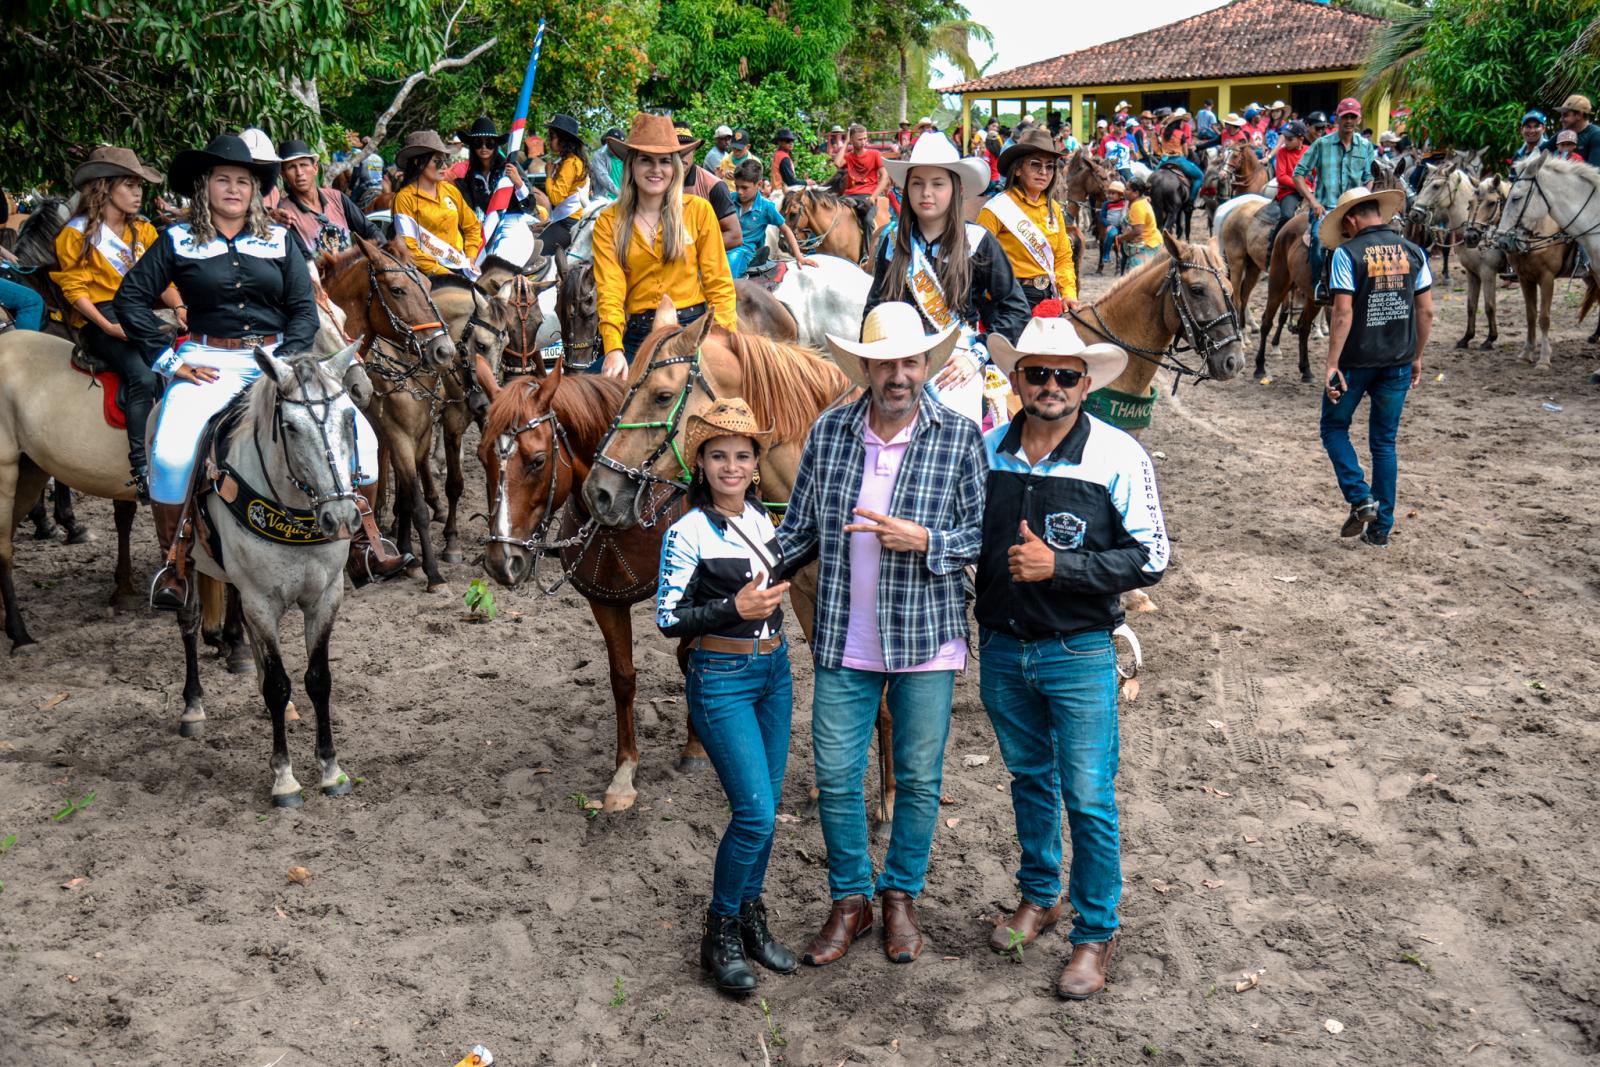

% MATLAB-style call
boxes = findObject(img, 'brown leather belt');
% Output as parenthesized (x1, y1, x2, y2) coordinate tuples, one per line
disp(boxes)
(1023, 275, 1052, 290)
(692, 634, 783, 655)
(191, 332, 283, 349)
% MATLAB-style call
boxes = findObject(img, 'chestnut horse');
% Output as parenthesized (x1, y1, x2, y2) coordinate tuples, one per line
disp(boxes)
(781, 188, 871, 264)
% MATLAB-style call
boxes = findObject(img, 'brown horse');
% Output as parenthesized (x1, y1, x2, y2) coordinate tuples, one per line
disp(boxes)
(1253, 212, 1320, 381)
(318, 235, 458, 588)
(553, 249, 601, 371)
(781, 188, 870, 264)
(1059, 148, 1117, 271)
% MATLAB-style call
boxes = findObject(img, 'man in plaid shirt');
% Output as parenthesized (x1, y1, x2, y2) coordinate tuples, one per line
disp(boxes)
(777, 301, 986, 968)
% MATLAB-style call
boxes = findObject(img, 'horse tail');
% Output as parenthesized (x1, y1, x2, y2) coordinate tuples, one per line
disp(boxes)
(200, 575, 227, 637)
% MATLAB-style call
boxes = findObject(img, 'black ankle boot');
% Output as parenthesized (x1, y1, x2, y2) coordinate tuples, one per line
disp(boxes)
(739, 898, 798, 974)
(700, 910, 757, 994)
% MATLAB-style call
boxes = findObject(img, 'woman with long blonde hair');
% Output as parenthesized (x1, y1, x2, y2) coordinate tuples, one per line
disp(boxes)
(591, 113, 737, 376)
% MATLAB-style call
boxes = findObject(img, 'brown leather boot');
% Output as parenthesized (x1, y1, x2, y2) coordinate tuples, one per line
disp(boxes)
(149, 502, 188, 611)
(880, 889, 924, 964)
(346, 484, 413, 587)
(801, 894, 873, 967)
(1056, 930, 1120, 1000)
(989, 899, 1063, 954)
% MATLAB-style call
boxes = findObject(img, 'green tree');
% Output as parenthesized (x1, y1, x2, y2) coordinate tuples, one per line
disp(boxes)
(851, 0, 991, 125)
(673, 74, 833, 179)
(645, 0, 851, 113)
(0, 0, 431, 190)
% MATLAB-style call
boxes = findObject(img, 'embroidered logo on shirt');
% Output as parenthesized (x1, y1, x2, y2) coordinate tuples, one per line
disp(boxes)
(1044, 510, 1087, 551)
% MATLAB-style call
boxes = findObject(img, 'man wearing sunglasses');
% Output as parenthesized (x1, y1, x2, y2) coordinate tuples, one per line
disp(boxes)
(975, 309, 1169, 1001)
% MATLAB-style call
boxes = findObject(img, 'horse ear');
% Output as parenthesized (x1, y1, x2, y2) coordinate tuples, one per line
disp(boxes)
(653, 294, 678, 331)
(1161, 229, 1184, 264)
(323, 339, 359, 381)
(387, 234, 413, 263)
(1525, 151, 1547, 174)
(534, 276, 559, 293)
(253, 346, 295, 387)
(535, 357, 563, 400)
(553, 247, 569, 278)
(677, 307, 717, 353)
(473, 353, 501, 399)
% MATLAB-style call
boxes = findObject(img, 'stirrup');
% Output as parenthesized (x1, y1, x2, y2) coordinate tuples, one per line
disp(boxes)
(148, 561, 187, 611)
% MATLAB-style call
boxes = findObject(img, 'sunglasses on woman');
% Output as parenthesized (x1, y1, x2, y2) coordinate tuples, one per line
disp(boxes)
(1021, 366, 1087, 388)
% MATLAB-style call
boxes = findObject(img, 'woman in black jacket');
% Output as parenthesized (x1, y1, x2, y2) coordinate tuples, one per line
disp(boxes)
(655, 398, 796, 996)
(458, 115, 527, 220)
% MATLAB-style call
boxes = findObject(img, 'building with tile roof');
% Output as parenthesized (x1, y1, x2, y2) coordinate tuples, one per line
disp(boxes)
(942, 0, 1388, 145)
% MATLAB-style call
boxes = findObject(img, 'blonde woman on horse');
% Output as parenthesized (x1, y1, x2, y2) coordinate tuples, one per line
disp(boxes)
(868, 132, 1030, 424)
(391, 130, 483, 278)
(977, 127, 1077, 314)
(114, 133, 383, 609)
(50, 146, 184, 501)
(592, 113, 738, 376)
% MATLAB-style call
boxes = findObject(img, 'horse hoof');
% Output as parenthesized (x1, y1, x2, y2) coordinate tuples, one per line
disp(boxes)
(1455, 339, 1468, 350)
(1589, 370, 1600, 386)
(11, 640, 40, 656)
(271, 791, 304, 809)
(178, 720, 204, 738)
(227, 655, 255, 676)
(322, 779, 353, 799)
(1481, 340, 1496, 351)
(31, 524, 58, 541)
(676, 755, 712, 774)
(441, 550, 464, 564)
(65, 525, 94, 545)
(426, 581, 450, 594)
(602, 790, 637, 812)
(1300, 372, 1314, 384)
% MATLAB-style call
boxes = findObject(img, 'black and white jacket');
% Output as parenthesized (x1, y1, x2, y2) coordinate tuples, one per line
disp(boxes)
(976, 411, 1169, 640)
(657, 501, 783, 640)
(863, 221, 1031, 348)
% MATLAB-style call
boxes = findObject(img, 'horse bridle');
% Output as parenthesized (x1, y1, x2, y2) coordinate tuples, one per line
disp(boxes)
(1499, 170, 1600, 252)
(556, 263, 602, 370)
(1462, 183, 1506, 248)
(1069, 253, 1241, 393)
(499, 273, 544, 379)
(788, 189, 846, 254)
(365, 259, 448, 361)
(253, 365, 361, 531)
(483, 405, 597, 593)
(591, 332, 716, 527)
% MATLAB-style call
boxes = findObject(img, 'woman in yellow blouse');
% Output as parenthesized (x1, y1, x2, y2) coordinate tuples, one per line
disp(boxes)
(977, 126, 1077, 311)
(1119, 178, 1163, 271)
(391, 130, 483, 277)
(592, 113, 737, 376)
(540, 113, 590, 255)
(50, 145, 185, 500)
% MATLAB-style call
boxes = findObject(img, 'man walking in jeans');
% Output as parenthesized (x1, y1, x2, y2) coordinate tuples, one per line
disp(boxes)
(976, 310, 1168, 999)
(777, 301, 986, 967)
(1319, 185, 1434, 547)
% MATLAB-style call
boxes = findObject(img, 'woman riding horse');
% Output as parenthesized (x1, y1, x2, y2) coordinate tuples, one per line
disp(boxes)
(978, 127, 1078, 312)
(540, 114, 592, 256)
(459, 114, 530, 226)
(114, 133, 383, 608)
(50, 146, 184, 501)
(867, 131, 1029, 424)
(592, 112, 738, 376)
(392, 130, 484, 278)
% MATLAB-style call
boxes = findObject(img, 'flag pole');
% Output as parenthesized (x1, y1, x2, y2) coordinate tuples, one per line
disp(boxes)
(477, 19, 546, 268)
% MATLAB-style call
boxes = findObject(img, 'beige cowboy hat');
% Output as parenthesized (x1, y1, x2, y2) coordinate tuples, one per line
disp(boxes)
(988, 315, 1127, 384)
(609, 112, 699, 156)
(1105, 180, 1128, 197)
(885, 132, 991, 199)
(683, 398, 773, 465)
(997, 126, 1064, 176)
(396, 130, 451, 168)
(1560, 94, 1594, 115)
(1223, 112, 1246, 127)
(71, 145, 162, 188)
(1269, 99, 1287, 110)
(1318, 184, 1407, 249)
(823, 302, 960, 389)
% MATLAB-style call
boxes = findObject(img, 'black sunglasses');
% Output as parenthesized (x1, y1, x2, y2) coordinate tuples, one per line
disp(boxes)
(1022, 366, 1086, 388)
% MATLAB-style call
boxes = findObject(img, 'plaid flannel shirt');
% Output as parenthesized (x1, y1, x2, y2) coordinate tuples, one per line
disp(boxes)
(776, 391, 986, 671)
(1293, 132, 1377, 209)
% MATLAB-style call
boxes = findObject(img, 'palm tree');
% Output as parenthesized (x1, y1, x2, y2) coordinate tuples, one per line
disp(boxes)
(895, 15, 994, 124)
(1346, 0, 1431, 118)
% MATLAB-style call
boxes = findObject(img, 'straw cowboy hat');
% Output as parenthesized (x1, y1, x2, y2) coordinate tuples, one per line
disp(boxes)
(997, 126, 1064, 176)
(168, 133, 280, 194)
(71, 146, 162, 189)
(683, 398, 773, 464)
(608, 112, 698, 156)
(1560, 94, 1594, 116)
(1317, 185, 1407, 249)
(987, 314, 1127, 384)
(885, 132, 991, 199)
(823, 302, 959, 389)
(1223, 112, 1246, 127)
(395, 130, 451, 168)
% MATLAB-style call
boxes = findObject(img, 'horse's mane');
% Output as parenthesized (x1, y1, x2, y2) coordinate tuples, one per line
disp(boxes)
(1533, 153, 1600, 191)
(15, 197, 69, 265)
(483, 372, 625, 450)
(715, 329, 852, 446)
(797, 187, 845, 210)
(316, 246, 364, 282)
(228, 353, 337, 451)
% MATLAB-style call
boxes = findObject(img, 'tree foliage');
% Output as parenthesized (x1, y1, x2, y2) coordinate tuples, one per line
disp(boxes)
(837, 0, 990, 127)
(646, 0, 852, 113)
(0, 0, 431, 190)
(674, 74, 833, 180)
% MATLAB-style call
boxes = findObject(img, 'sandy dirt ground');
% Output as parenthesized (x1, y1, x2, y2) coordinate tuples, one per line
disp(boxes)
(3, 241, 1599, 1067)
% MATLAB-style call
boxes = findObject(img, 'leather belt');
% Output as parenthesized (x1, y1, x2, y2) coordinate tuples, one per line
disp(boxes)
(1023, 275, 1052, 290)
(192, 332, 283, 349)
(627, 303, 706, 324)
(692, 634, 783, 655)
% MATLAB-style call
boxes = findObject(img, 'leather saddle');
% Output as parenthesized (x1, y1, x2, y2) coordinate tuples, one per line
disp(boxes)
(744, 249, 789, 292)
(69, 346, 130, 430)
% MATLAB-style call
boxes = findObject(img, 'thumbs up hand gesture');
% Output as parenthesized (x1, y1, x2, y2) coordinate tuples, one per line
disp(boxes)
(734, 574, 790, 620)
(1008, 520, 1056, 583)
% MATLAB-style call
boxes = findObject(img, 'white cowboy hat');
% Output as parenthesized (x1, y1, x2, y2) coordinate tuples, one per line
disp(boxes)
(987, 316, 1127, 384)
(1318, 184, 1407, 249)
(884, 131, 991, 199)
(239, 127, 281, 164)
(823, 302, 959, 389)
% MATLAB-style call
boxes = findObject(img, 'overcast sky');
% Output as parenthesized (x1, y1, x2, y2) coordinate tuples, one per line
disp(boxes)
(935, 0, 1232, 90)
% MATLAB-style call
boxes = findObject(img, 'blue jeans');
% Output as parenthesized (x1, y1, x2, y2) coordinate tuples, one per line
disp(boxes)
(980, 629, 1121, 944)
(1320, 362, 1411, 535)
(1162, 155, 1204, 202)
(726, 243, 758, 279)
(687, 638, 794, 916)
(812, 664, 954, 900)
(0, 274, 45, 331)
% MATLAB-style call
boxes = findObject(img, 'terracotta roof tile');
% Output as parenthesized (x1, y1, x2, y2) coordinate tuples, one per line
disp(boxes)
(943, 0, 1384, 94)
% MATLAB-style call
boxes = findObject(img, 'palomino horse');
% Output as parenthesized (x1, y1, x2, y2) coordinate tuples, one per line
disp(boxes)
(1495, 152, 1600, 369)
(1414, 161, 1504, 350)
(573, 311, 870, 814)
(318, 234, 457, 588)
(178, 345, 364, 807)
(781, 188, 872, 265)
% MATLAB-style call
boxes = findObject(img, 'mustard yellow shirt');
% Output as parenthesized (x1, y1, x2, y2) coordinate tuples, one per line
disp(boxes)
(51, 217, 160, 318)
(1126, 198, 1162, 249)
(977, 188, 1077, 301)
(392, 182, 483, 275)
(593, 195, 738, 354)
(545, 155, 589, 220)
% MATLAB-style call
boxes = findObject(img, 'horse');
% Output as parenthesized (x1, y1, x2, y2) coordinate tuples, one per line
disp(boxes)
(780, 188, 870, 265)
(572, 313, 882, 815)
(749, 253, 872, 349)
(175, 344, 364, 807)
(1413, 161, 1504, 350)
(1494, 152, 1600, 368)
(317, 234, 458, 588)
(1059, 149, 1118, 271)
(1148, 166, 1194, 240)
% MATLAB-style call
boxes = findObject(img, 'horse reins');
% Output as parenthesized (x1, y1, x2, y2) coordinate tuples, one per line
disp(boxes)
(483, 404, 598, 594)
(1499, 170, 1600, 252)
(362, 259, 452, 415)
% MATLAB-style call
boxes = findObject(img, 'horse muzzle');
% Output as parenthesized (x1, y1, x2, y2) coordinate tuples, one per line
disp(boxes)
(423, 331, 458, 369)
(318, 501, 361, 541)
(482, 540, 529, 588)
(580, 469, 635, 529)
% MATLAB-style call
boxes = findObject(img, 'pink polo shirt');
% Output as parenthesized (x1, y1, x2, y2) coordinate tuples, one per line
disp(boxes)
(841, 417, 968, 673)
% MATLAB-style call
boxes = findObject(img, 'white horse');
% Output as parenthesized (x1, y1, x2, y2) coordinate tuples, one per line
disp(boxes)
(762, 253, 872, 348)
(1494, 152, 1598, 369)
(178, 343, 365, 807)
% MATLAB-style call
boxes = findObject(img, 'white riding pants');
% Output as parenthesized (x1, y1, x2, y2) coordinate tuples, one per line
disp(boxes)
(148, 341, 379, 505)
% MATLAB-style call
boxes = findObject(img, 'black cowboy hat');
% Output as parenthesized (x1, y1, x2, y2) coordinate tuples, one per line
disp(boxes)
(774, 128, 796, 143)
(546, 113, 587, 147)
(997, 126, 1064, 176)
(466, 115, 499, 141)
(167, 133, 278, 195)
(276, 139, 317, 164)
